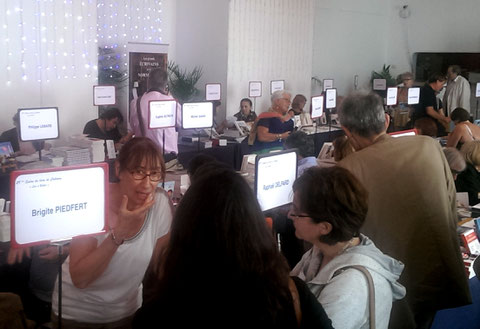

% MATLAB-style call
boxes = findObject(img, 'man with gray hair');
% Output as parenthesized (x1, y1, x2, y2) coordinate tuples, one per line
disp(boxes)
(338, 91, 471, 329)
(444, 65, 471, 116)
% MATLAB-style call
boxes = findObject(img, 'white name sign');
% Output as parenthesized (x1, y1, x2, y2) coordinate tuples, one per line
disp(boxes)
(149, 100, 177, 129)
(93, 85, 116, 106)
(205, 83, 221, 101)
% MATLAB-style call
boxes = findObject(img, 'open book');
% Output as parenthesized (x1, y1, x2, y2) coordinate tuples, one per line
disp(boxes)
(234, 120, 251, 137)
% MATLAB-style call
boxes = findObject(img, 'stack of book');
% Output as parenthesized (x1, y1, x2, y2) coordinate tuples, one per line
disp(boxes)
(51, 146, 91, 166)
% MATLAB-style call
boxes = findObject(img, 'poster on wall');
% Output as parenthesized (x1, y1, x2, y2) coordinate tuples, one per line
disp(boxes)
(127, 42, 169, 127)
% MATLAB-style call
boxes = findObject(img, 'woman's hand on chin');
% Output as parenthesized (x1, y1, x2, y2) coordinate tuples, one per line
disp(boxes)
(114, 194, 155, 240)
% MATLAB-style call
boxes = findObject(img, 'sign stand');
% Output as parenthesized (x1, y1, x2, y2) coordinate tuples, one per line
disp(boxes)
(51, 239, 71, 329)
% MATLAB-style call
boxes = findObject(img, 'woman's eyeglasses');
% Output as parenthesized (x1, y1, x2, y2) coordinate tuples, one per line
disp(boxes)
(130, 168, 162, 182)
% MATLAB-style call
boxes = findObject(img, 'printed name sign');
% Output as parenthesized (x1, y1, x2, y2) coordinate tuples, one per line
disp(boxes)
(149, 100, 177, 129)
(311, 95, 324, 119)
(93, 85, 116, 106)
(11, 163, 108, 247)
(18, 107, 59, 142)
(386, 87, 398, 106)
(205, 83, 221, 101)
(325, 89, 337, 109)
(323, 79, 334, 91)
(476, 83, 480, 98)
(408, 87, 420, 105)
(270, 80, 285, 94)
(249, 81, 262, 98)
(255, 150, 297, 211)
(182, 102, 213, 129)
(373, 79, 387, 90)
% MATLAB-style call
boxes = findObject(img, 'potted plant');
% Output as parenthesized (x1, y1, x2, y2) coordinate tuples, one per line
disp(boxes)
(167, 61, 203, 104)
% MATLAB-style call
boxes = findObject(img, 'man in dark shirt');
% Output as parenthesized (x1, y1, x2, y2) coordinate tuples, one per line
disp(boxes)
(412, 73, 450, 136)
(83, 108, 132, 148)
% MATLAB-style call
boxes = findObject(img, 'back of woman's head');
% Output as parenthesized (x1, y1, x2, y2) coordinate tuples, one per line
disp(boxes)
(293, 166, 368, 245)
(117, 137, 165, 176)
(159, 163, 292, 321)
(461, 141, 480, 166)
(450, 107, 470, 122)
(332, 135, 355, 161)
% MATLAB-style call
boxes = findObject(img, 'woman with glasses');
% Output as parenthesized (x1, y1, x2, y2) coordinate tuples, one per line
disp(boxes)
(134, 163, 333, 328)
(289, 166, 406, 329)
(51, 137, 172, 328)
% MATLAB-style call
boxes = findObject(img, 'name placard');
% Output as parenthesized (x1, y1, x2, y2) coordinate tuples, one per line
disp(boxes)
(255, 150, 297, 211)
(205, 83, 221, 101)
(386, 87, 398, 106)
(182, 102, 213, 129)
(149, 100, 177, 129)
(323, 79, 334, 91)
(476, 82, 480, 98)
(270, 80, 285, 94)
(93, 85, 116, 106)
(18, 107, 59, 142)
(373, 79, 387, 91)
(311, 95, 324, 119)
(249, 81, 262, 98)
(325, 89, 337, 109)
(11, 163, 108, 247)
(408, 87, 420, 105)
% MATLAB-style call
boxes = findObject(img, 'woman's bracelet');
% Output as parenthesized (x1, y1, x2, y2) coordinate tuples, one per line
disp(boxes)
(110, 230, 124, 246)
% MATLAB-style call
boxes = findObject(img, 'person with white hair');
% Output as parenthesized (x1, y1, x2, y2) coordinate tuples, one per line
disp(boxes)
(248, 90, 294, 152)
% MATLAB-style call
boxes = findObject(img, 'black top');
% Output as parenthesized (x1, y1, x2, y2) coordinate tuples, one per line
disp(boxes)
(413, 83, 446, 136)
(133, 276, 333, 329)
(234, 111, 257, 123)
(456, 162, 480, 206)
(83, 119, 122, 142)
(0, 127, 19, 152)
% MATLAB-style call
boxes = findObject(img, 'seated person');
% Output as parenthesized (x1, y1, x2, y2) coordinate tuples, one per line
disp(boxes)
(290, 166, 406, 329)
(248, 90, 294, 152)
(285, 131, 317, 177)
(288, 94, 307, 116)
(133, 164, 333, 328)
(0, 113, 50, 156)
(414, 117, 438, 137)
(443, 147, 466, 181)
(456, 141, 480, 206)
(447, 107, 480, 149)
(234, 98, 257, 123)
(83, 108, 133, 149)
(216, 98, 257, 135)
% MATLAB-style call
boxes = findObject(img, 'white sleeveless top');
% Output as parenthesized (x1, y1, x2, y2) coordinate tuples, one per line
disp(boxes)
(52, 190, 172, 323)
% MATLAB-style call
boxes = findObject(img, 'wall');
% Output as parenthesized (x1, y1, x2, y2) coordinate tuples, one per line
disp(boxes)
(312, 0, 389, 97)
(174, 0, 229, 120)
(227, 0, 314, 116)
(386, 0, 480, 76)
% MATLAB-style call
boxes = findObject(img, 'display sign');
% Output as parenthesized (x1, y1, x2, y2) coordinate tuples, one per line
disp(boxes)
(325, 89, 337, 109)
(182, 102, 214, 129)
(249, 81, 262, 98)
(323, 79, 334, 91)
(93, 85, 116, 106)
(386, 87, 398, 106)
(270, 80, 285, 94)
(408, 87, 420, 105)
(255, 150, 297, 211)
(389, 129, 417, 137)
(205, 83, 221, 101)
(18, 107, 59, 142)
(10, 163, 108, 247)
(311, 95, 324, 119)
(476, 82, 480, 98)
(373, 79, 387, 90)
(149, 100, 177, 129)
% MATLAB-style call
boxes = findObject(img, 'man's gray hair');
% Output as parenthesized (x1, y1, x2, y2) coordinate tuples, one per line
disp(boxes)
(338, 91, 386, 138)
(271, 90, 290, 104)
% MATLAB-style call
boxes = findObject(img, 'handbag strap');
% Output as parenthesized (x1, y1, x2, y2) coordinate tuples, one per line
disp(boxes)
(337, 265, 376, 329)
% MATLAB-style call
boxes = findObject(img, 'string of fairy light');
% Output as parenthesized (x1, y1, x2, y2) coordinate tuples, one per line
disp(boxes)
(1, 0, 163, 86)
